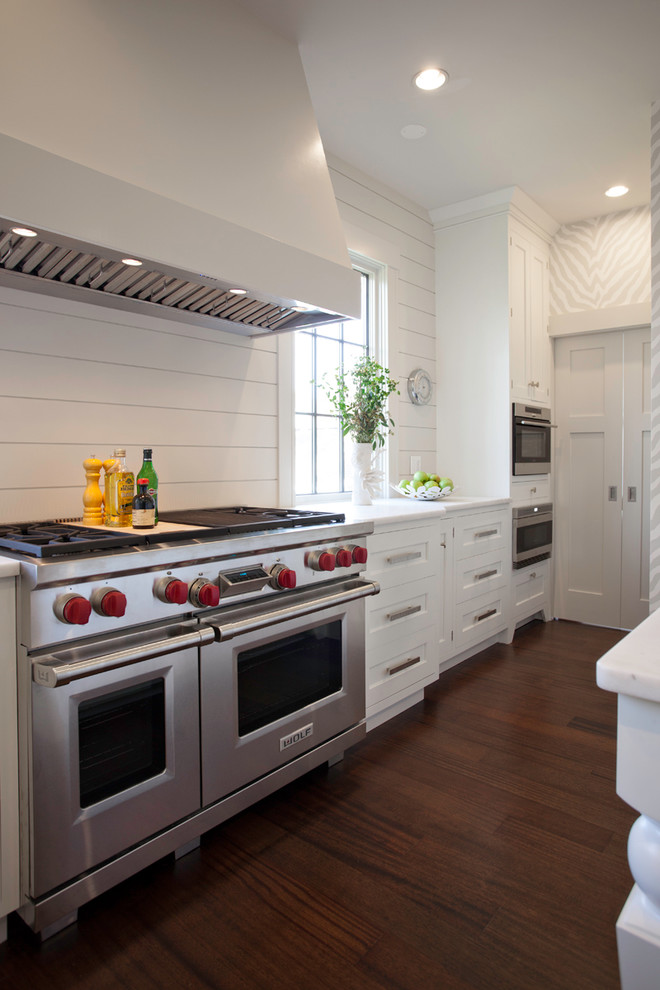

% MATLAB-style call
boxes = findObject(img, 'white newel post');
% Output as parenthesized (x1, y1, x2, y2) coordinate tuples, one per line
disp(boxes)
(597, 611, 660, 990)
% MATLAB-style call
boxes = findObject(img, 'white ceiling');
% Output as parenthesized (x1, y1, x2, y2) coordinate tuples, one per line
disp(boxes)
(238, 0, 660, 225)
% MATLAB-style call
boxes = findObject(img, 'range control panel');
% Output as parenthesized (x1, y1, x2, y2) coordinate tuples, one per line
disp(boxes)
(27, 540, 369, 648)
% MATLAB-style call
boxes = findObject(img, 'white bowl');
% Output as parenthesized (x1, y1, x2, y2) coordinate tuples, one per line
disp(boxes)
(391, 483, 455, 501)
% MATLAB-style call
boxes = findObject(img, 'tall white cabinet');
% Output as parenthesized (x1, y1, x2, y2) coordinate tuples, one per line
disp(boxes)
(431, 187, 557, 500)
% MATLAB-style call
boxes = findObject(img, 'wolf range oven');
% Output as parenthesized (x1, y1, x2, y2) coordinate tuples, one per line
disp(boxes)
(1, 508, 378, 939)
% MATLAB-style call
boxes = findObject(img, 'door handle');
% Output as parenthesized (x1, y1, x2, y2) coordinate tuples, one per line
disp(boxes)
(627, 486, 637, 503)
(608, 486, 618, 502)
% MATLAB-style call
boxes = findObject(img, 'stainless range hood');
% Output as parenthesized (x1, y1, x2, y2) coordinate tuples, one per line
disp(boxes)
(0, 0, 361, 338)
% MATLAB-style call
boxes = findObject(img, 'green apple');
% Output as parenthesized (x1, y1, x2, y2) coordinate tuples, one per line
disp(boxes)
(439, 477, 454, 490)
(413, 470, 429, 484)
(429, 474, 441, 483)
(412, 479, 424, 490)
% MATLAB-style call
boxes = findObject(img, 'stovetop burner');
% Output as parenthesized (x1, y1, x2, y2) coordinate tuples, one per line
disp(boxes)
(0, 507, 346, 558)
(0, 522, 152, 557)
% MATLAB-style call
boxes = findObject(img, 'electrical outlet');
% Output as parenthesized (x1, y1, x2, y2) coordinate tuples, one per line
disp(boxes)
(410, 456, 422, 474)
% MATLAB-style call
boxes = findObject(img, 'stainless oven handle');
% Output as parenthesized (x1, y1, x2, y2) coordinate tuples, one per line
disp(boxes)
(203, 579, 380, 642)
(518, 419, 555, 427)
(32, 626, 216, 688)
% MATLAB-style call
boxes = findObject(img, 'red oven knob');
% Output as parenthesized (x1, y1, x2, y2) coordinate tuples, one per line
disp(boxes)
(307, 550, 335, 572)
(351, 545, 368, 565)
(91, 588, 127, 617)
(270, 565, 297, 589)
(166, 580, 189, 604)
(335, 548, 353, 568)
(54, 593, 92, 625)
(189, 578, 220, 608)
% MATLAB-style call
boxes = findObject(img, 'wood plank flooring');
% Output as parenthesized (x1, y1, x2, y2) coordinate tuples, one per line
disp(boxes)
(0, 619, 635, 989)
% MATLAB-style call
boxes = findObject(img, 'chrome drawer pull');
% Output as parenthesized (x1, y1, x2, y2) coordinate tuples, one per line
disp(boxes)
(475, 568, 497, 580)
(475, 607, 497, 623)
(387, 604, 422, 622)
(475, 528, 498, 539)
(386, 550, 423, 565)
(387, 656, 422, 676)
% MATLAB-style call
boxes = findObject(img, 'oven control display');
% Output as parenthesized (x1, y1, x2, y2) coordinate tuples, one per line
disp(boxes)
(217, 566, 270, 597)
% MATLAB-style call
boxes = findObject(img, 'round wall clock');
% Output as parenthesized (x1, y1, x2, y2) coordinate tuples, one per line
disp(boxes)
(407, 368, 433, 405)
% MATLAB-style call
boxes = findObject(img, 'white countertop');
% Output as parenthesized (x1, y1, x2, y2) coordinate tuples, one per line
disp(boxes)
(300, 495, 510, 526)
(0, 556, 20, 578)
(597, 608, 660, 702)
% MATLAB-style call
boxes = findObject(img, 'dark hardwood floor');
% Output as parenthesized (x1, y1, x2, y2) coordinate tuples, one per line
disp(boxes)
(0, 619, 635, 989)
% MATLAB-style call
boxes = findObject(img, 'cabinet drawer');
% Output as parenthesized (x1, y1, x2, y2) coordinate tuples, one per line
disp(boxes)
(454, 511, 507, 559)
(367, 633, 437, 707)
(513, 562, 548, 615)
(453, 590, 507, 652)
(454, 548, 508, 604)
(511, 477, 551, 506)
(367, 579, 434, 651)
(366, 526, 438, 588)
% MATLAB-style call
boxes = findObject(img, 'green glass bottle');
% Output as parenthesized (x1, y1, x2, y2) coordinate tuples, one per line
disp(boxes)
(138, 448, 159, 523)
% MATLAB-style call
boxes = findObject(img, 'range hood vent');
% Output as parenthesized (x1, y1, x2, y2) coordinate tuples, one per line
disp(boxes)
(0, 219, 348, 338)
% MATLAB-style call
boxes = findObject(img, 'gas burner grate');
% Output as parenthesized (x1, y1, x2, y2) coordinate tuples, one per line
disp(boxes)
(0, 522, 150, 557)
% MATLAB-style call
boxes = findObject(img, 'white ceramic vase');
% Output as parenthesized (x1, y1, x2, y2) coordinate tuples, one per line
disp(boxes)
(351, 442, 374, 505)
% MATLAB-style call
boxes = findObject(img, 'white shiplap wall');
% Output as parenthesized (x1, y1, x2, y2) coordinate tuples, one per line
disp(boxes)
(327, 156, 437, 481)
(0, 287, 279, 523)
(0, 159, 436, 523)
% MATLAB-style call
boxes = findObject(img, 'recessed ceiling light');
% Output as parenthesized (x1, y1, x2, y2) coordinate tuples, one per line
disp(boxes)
(11, 226, 37, 238)
(605, 185, 629, 198)
(401, 124, 427, 140)
(229, 287, 247, 295)
(413, 68, 448, 91)
(121, 258, 143, 266)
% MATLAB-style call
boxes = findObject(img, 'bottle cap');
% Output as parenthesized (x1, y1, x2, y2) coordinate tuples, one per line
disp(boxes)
(137, 478, 148, 485)
(114, 448, 126, 456)
(143, 448, 153, 458)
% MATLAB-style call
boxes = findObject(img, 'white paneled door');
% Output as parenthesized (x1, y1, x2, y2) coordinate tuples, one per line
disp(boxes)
(554, 328, 650, 630)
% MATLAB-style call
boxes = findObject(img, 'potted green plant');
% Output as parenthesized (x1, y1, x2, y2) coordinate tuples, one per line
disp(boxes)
(321, 356, 399, 504)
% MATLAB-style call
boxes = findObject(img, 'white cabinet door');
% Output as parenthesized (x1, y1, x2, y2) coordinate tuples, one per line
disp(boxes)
(554, 328, 650, 629)
(509, 226, 551, 404)
(621, 330, 651, 628)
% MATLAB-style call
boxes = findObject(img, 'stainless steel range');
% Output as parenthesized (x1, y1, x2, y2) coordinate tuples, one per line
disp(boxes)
(2, 507, 377, 940)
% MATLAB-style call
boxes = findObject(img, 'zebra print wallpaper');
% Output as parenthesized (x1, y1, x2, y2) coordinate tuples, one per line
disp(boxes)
(550, 206, 651, 316)
(650, 102, 660, 612)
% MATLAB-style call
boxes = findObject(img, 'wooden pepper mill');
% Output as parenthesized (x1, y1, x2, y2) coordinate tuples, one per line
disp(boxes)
(82, 455, 104, 525)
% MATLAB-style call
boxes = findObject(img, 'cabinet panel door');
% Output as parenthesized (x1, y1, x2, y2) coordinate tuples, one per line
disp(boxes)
(529, 245, 551, 401)
(509, 233, 528, 395)
(554, 332, 623, 625)
(554, 328, 650, 630)
(621, 329, 651, 629)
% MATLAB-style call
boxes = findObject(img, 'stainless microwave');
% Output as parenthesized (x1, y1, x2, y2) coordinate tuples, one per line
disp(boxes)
(512, 403, 552, 475)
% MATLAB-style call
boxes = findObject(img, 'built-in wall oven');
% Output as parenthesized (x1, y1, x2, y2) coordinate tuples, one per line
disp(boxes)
(512, 403, 553, 475)
(512, 503, 553, 568)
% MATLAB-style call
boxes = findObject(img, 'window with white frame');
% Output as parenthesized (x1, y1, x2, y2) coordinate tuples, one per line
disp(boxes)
(294, 260, 385, 498)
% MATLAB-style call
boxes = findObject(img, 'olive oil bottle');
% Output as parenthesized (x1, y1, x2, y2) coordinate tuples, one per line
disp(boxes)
(104, 448, 135, 527)
(137, 448, 159, 523)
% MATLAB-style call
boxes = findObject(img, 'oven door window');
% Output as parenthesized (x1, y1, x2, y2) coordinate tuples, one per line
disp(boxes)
(237, 619, 342, 736)
(78, 678, 166, 808)
(516, 518, 553, 557)
(515, 423, 550, 465)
